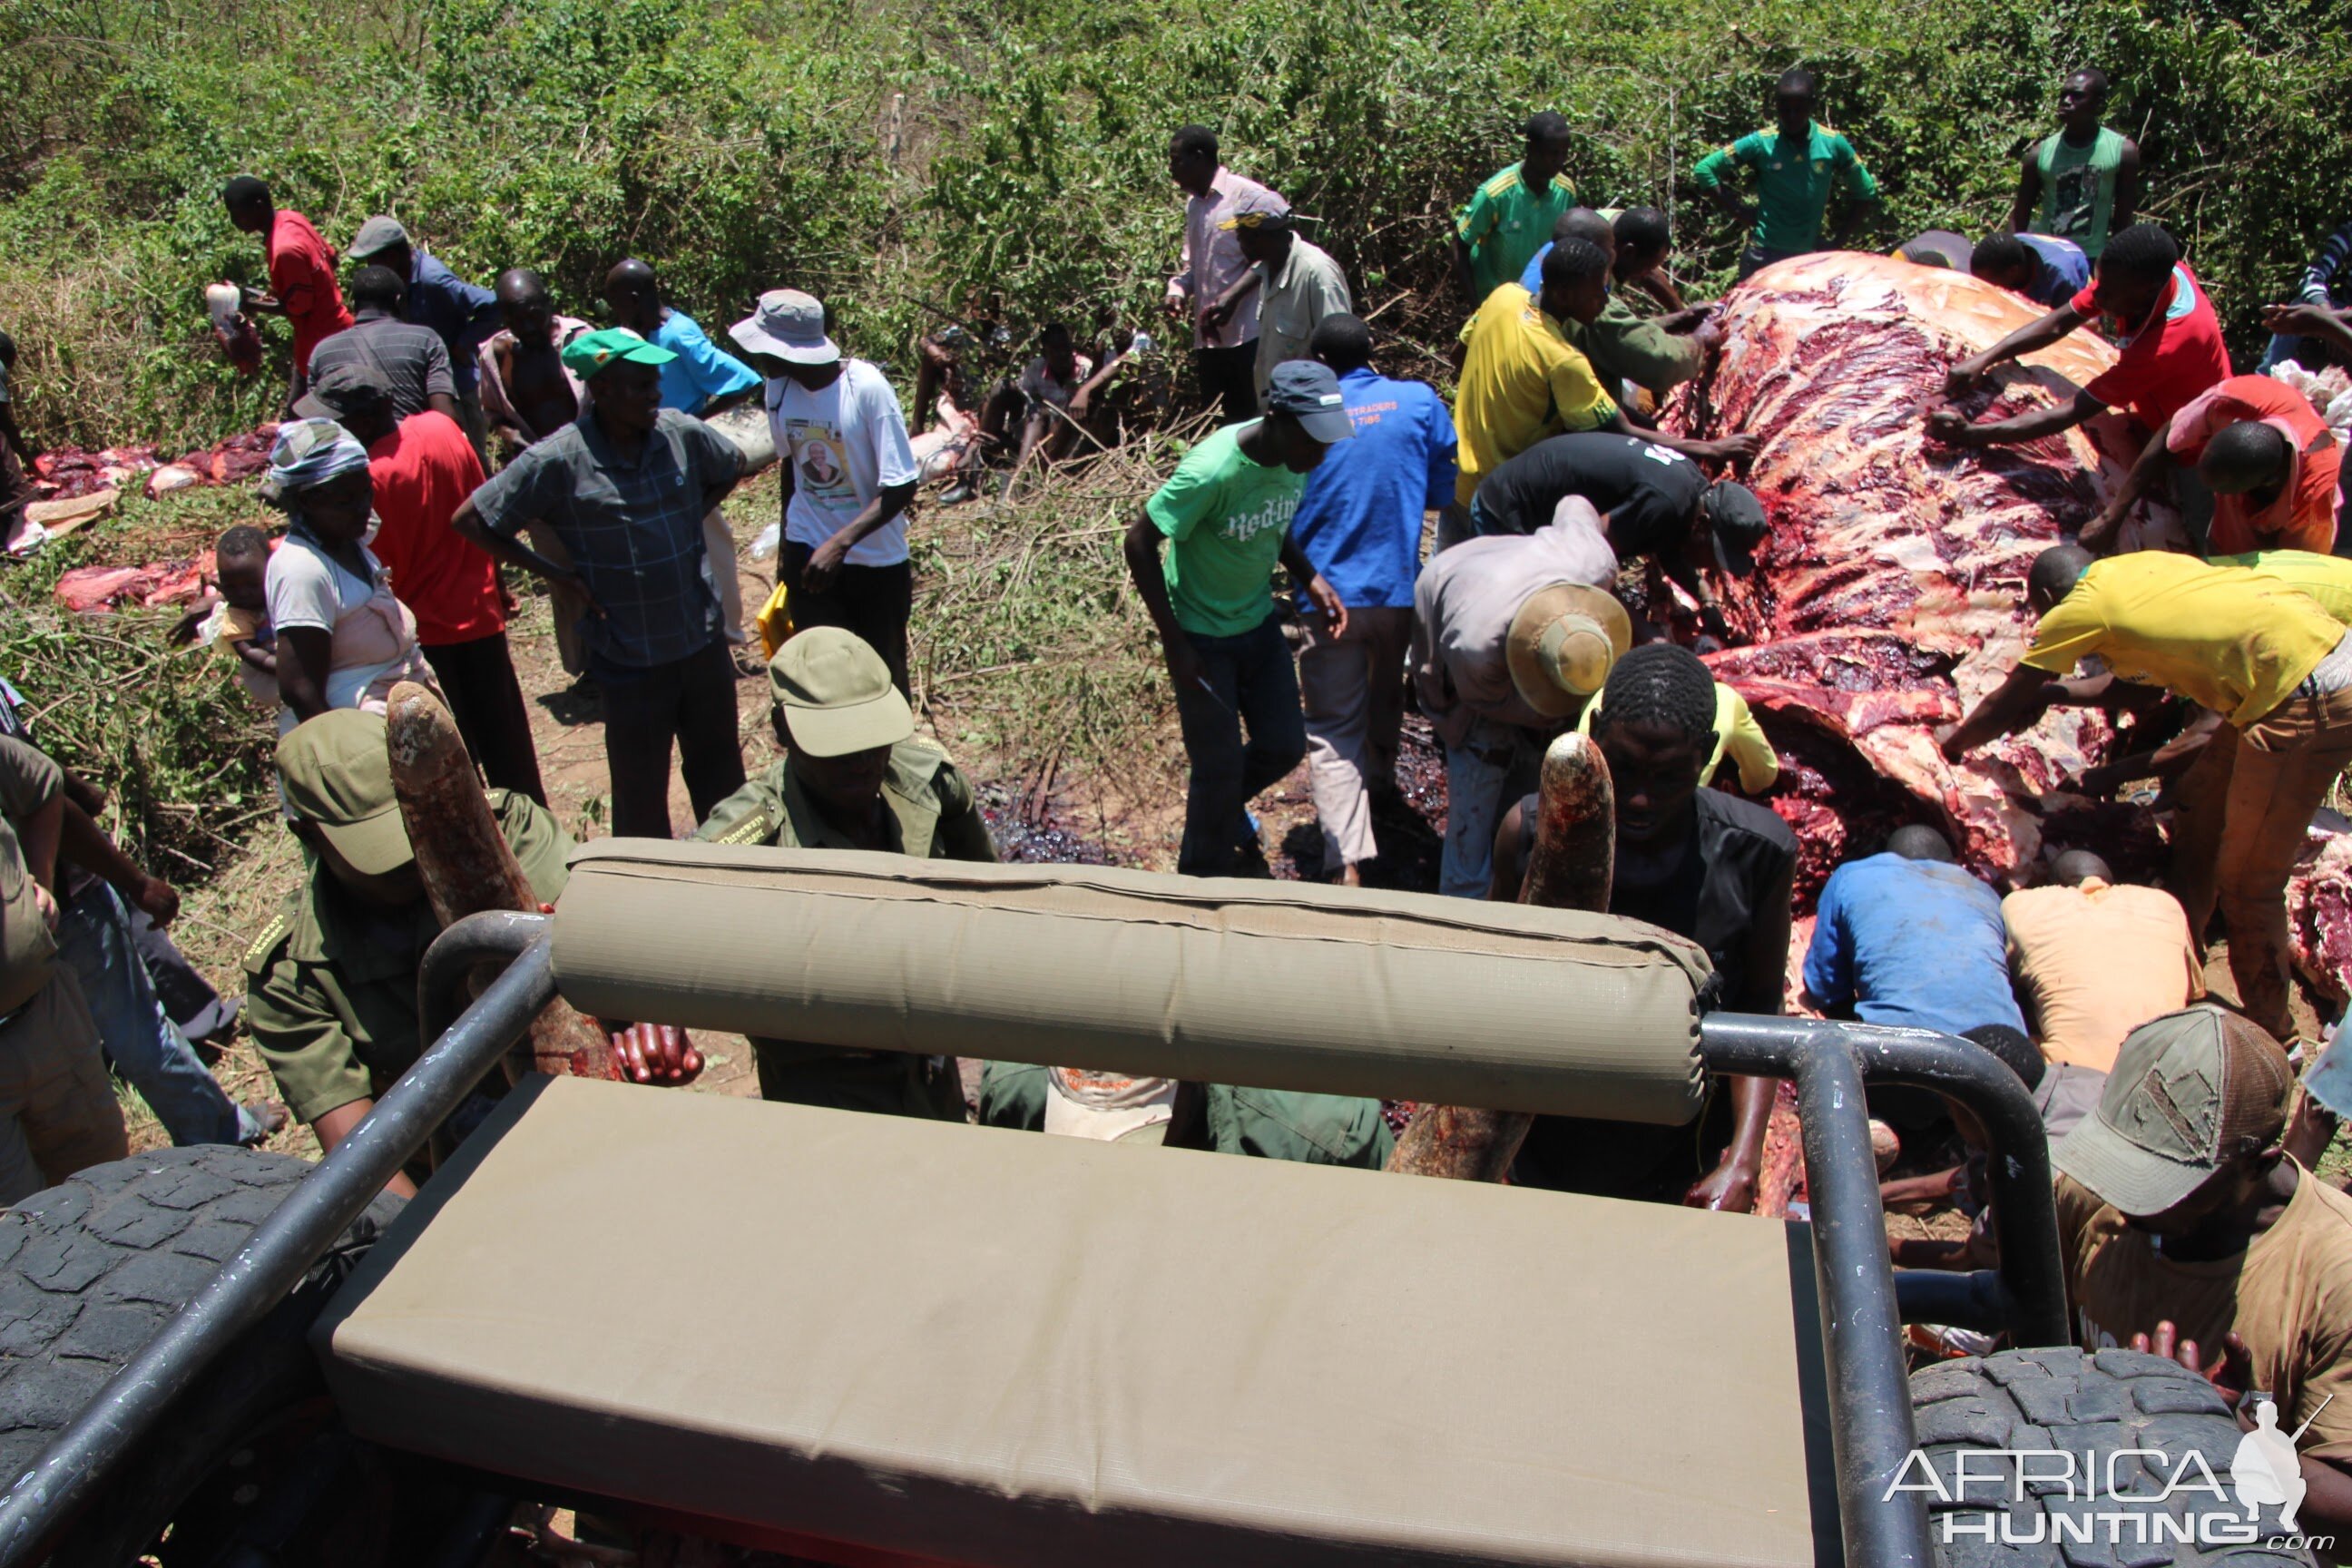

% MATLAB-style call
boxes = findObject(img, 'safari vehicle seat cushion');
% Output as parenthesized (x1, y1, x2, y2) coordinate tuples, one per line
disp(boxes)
(551, 842, 1712, 1126)
(317, 1076, 1836, 1568)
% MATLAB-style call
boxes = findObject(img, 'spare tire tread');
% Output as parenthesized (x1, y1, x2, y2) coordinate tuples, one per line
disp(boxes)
(0, 1146, 394, 1489)
(1916, 1347, 2318, 1568)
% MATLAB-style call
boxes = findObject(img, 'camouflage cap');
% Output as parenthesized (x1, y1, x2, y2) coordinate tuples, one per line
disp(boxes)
(2053, 1004, 2294, 1216)
(1216, 188, 1293, 231)
(276, 710, 414, 877)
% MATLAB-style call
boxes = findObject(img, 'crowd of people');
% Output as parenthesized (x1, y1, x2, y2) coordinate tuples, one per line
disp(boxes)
(5, 62, 2352, 1527)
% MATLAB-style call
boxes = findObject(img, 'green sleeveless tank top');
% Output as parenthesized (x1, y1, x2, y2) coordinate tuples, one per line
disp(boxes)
(2035, 127, 2125, 260)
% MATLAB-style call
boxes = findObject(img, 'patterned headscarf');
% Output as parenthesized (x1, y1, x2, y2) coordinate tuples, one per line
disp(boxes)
(261, 417, 371, 505)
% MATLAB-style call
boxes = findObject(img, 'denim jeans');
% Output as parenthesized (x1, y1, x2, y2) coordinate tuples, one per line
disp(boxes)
(57, 883, 253, 1145)
(1171, 614, 1307, 876)
(1439, 715, 1543, 899)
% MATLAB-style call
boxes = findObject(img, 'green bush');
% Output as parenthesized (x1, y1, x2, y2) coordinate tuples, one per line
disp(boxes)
(0, 0, 2344, 435)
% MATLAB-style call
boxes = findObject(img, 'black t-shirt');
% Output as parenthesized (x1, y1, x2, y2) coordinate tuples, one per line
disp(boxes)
(1473, 431, 1706, 557)
(1512, 787, 1798, 1199)
(1620, 787, 1798, 1012)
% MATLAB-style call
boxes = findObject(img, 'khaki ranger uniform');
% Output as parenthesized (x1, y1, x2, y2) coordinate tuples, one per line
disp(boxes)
(695, 740, 995, 1120)
(0, 737, 129, 1204)
(245, 791, 570, 1125)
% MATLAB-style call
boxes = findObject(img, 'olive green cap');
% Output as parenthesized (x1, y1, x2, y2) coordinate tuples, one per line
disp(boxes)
(275, 710, 414, 877)
(768, 628, 914, 758)
(2053, 1004, 2294, 1216)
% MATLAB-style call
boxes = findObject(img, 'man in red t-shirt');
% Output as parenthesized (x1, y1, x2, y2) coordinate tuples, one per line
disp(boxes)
(2084, 373, 2341, 554)
(222, 175, 355, 413)
(1926, 222, 2231, 454)
(295, 364, 545, 802)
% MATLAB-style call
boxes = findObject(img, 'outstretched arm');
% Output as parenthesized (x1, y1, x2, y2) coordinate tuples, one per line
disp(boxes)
(1928, 388, 2103, 450)
(1600, 409, 1756, 465)
(2082, 420, 2177, 550)
(1939, 663, 2061, 760)
(1944, 302, 2091, 393)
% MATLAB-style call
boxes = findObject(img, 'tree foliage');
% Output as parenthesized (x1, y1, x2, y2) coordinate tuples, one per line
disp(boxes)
(0, 0, 2345, 447)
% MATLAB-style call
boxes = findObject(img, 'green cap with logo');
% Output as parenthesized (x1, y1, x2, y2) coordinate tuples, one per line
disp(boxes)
(275, 710, 415, 877)
(768, 627, 914, 758)
(2053, 1004, 2295, 1216)
(557, 327, 678, 381)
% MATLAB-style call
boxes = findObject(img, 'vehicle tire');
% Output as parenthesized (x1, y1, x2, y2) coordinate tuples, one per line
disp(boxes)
(1911, 1346, 2320, 1566)
(0, 1145, 403, 1566)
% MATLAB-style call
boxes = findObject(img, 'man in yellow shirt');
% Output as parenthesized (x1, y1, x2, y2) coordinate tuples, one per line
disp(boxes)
(2002, 850, 2202, 1072)
(2210, 548, 2352, 625)
(1451, 240, 1750, 511)
(1942, 545, 2352, 1043)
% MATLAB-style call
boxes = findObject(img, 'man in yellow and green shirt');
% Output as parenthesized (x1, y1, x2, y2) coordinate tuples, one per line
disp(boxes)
(1692, 69, 1878, 279)
(1453, 112, 1577, 307)
(1941, 547, 2352, 1045)
(1453, 240, 1756, 510)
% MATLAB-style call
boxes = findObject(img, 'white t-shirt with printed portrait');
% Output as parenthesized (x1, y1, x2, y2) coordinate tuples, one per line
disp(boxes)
(767, 358, 920, 568)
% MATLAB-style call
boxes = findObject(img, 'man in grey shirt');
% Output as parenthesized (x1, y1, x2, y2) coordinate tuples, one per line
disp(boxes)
(305, 266, 459, 424)
(1219, 191, 1352, 397)
(1410, 496, 1627, 898)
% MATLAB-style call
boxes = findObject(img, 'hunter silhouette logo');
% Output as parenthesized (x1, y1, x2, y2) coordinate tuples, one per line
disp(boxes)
(2233, 1396, 2326, 1534)
(1886, 1393, 2335, 1552)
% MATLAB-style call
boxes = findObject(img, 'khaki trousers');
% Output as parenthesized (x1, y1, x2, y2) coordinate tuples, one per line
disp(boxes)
(1297, 607, 1412, 873)
(2170, 681, 2352, 1042)
(526, 524, 588, 677)
(0, 967, 131, 1206)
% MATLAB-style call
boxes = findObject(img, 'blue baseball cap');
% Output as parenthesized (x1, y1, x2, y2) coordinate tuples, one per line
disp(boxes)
(1263, 360, 1356, 444)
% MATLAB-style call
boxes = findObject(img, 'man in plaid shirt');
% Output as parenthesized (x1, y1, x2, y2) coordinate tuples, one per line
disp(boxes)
(456, 327, 747, 838)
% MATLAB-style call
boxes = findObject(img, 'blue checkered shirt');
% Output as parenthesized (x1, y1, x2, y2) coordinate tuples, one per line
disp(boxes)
(470, 407, 741, 669)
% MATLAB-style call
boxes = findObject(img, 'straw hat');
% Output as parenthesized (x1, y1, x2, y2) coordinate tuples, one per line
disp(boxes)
(1504, 583, 1632, 720)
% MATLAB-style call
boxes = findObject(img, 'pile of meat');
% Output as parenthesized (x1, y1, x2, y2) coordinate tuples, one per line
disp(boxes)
(1679, 253, 2351, 997)
(53, 555, 213, 613)
(32, 446, 157, 500)
(31, 425, 278, 503)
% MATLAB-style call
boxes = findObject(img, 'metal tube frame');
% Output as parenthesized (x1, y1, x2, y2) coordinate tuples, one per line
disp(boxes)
(0, 914, 554, 1568)
(0, 927, 2071, 1568)
(1700, 1012, 2071, 1568)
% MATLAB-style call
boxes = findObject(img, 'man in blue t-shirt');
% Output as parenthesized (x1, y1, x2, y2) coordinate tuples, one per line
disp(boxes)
(1802, 825, 2028, 1045)
(1290, 316, 1456, 884)
(1971, 230, 2092, 309)
(605, 257, 766, 658)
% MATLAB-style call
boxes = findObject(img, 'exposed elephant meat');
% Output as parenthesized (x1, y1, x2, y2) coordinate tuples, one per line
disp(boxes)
(1671, 253, 2352, 999)
(2292, 823, 2352, 1005)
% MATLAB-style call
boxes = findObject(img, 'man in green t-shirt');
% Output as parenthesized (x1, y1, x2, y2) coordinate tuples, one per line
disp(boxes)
(1453, 111, 1577, 308)
(2006, 69, 2141, 264)
(1123, 361, 1355, 875)
(1692, 69, 1879, 279)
